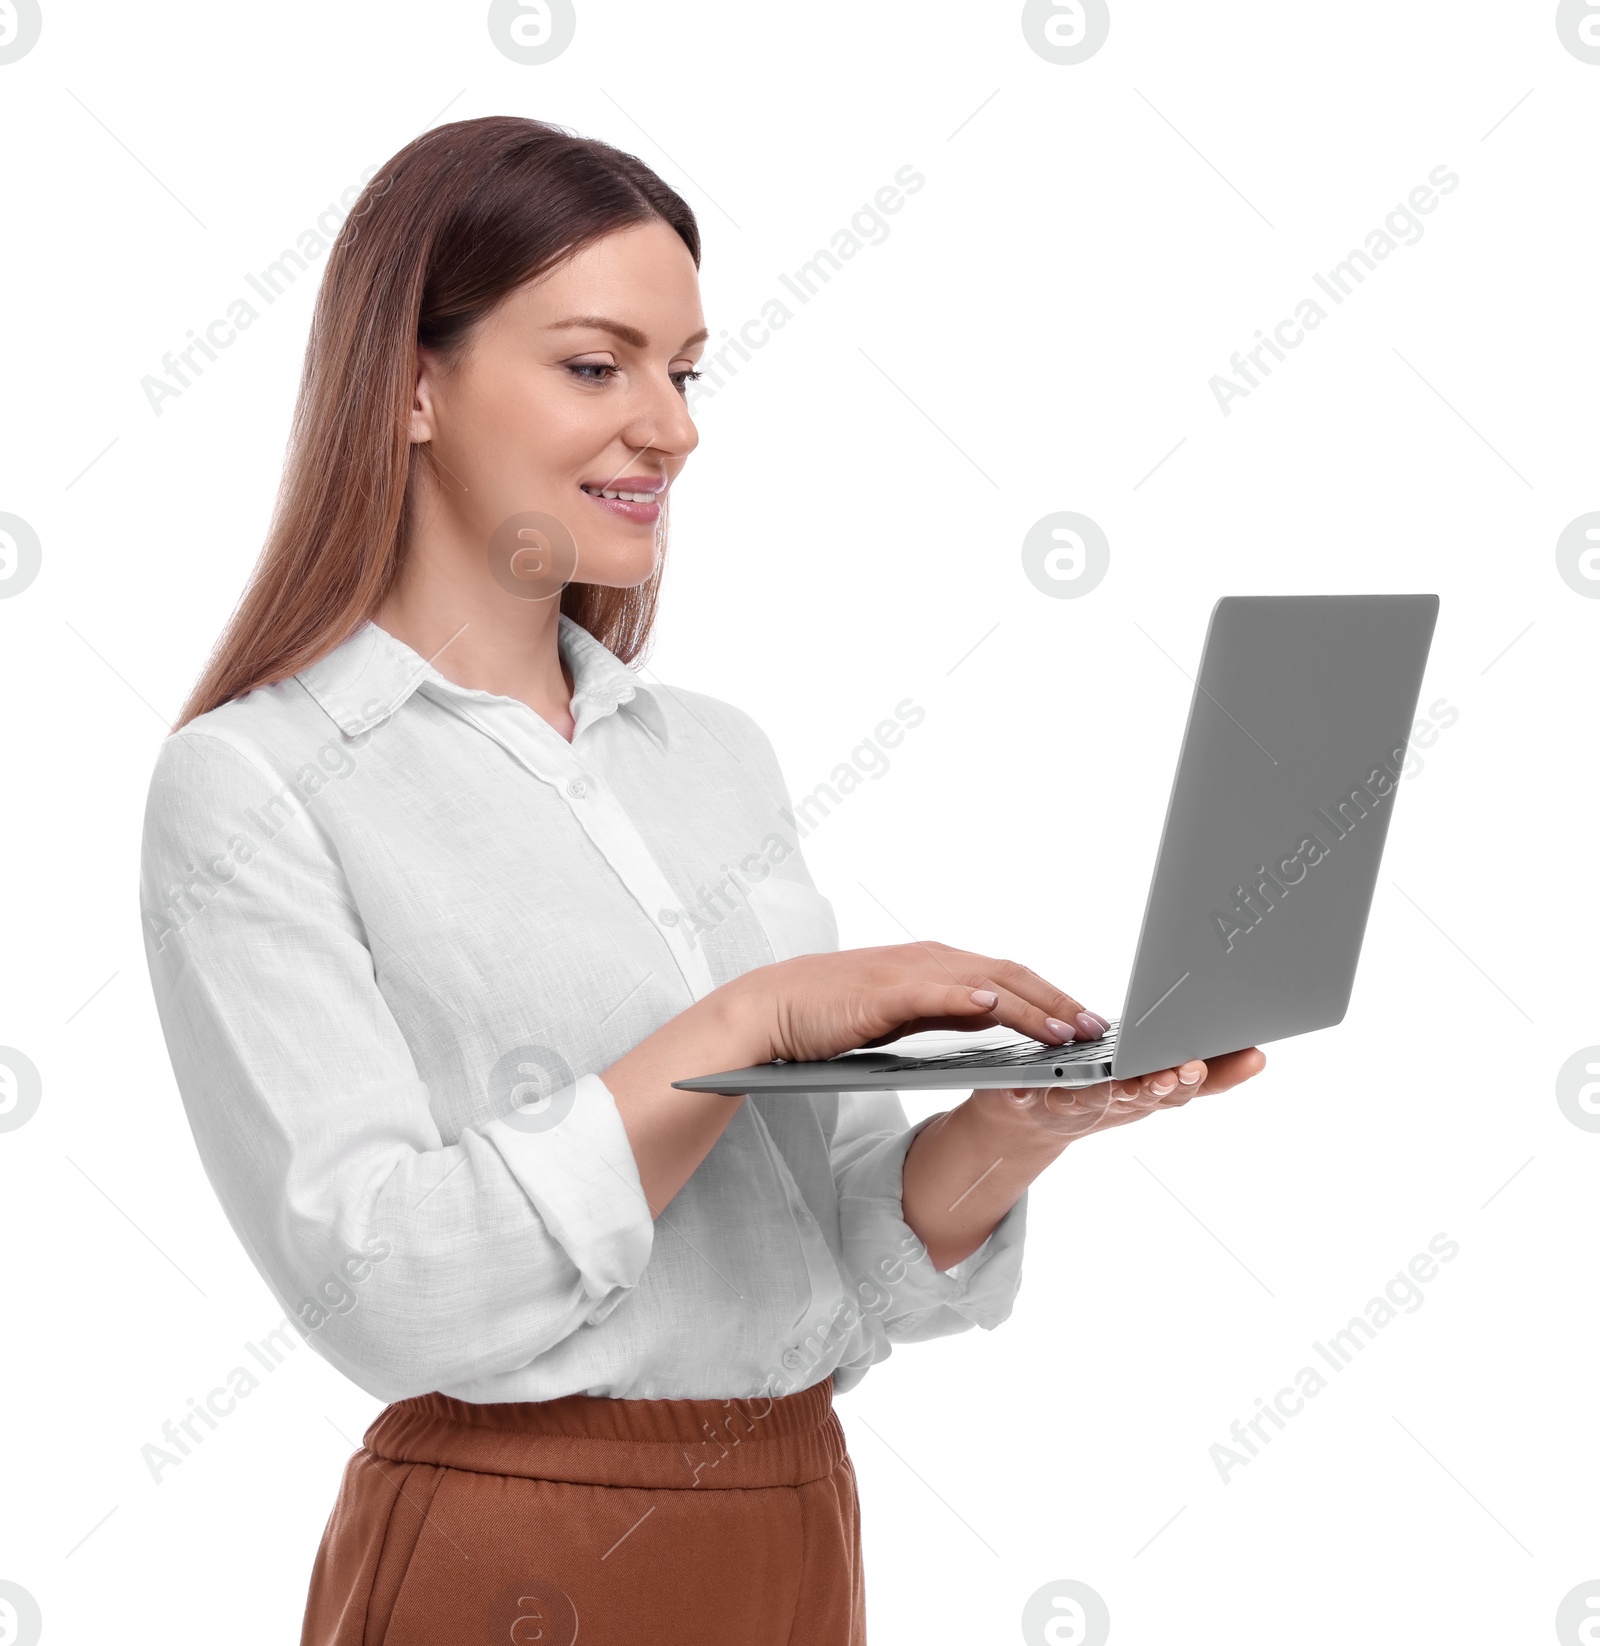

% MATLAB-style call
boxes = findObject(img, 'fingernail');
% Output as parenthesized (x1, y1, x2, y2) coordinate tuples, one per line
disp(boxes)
(1045, 1017, 1077, 1041)
(971, 989, 998, 1007)
(1151, 1080, 1175, 1095)
(1075, 1011, 1106, 1038)
(1179, 1063, 1204, 1084)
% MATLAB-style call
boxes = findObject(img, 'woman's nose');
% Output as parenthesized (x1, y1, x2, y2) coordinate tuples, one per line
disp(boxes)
(623, 376, 700, 462)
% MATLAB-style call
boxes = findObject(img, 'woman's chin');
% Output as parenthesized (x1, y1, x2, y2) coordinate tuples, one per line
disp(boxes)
(573, 535, 661, 590)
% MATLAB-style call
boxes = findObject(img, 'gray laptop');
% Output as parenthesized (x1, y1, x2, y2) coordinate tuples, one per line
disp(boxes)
(674, 594, 1439, 1095)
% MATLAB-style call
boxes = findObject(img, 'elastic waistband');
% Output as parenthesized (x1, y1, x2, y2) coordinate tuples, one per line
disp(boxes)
(363, 1375, 842, 1491)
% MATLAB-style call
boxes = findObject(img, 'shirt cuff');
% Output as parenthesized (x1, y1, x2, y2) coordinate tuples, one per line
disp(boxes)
(483, 1072, 655, 1319)
(837, 1112, 1028, 1342)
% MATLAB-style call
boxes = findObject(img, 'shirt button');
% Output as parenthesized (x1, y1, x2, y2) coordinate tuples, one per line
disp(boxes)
(566, 778, 588, 799)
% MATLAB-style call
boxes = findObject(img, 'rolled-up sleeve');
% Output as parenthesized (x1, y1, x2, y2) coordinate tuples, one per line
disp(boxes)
(140, 730, 655, 1401)
(831, 1092, 1027, 1344)
(481, 1075, 651, 1323)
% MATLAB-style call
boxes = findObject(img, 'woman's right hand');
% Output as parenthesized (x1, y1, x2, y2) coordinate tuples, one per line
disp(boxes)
(607, 940, 1106, 1216)
(713, 941, 1110, 1066)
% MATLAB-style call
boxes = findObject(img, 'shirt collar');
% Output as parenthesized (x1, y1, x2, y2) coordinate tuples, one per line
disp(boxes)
(295, 615, 670, 749)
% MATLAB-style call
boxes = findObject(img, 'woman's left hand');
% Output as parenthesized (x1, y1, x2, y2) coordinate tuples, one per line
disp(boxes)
(973, 1046, 1268, 1143)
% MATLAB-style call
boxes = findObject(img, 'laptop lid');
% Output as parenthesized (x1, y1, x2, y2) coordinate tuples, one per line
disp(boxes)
(1111, 594, 1439, 1080)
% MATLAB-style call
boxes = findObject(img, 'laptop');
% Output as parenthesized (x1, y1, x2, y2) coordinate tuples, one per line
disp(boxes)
(673, 594, 1440, 1096)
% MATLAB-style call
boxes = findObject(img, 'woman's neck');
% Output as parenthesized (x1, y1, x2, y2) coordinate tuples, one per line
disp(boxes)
(372, 567, 578, 742)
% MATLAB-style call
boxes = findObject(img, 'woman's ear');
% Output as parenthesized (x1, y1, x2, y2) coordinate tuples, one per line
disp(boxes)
(410, 346, 442, 444)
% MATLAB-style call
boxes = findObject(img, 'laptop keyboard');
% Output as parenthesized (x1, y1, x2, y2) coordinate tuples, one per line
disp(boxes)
(866, 1020, 1120, 1072)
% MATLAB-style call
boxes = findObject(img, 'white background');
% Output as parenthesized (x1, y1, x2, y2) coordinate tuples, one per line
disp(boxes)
(2, 2, 1597, 1642)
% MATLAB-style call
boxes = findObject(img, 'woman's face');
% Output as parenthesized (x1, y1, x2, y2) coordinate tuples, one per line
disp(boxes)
(409, 218, 706, 596)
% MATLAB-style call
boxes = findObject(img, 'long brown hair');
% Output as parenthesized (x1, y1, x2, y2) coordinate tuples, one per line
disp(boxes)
(175, 116, 701, 730)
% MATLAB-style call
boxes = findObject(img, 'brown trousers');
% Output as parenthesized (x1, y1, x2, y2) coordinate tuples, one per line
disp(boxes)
(300, 1374, 864, 1644)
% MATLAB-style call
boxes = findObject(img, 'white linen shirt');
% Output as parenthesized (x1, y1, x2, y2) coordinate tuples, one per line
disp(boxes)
(138, 614, 1027, 1404)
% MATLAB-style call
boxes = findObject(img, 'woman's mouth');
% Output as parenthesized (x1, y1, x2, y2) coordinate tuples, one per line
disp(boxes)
(580, 479, 664, 525)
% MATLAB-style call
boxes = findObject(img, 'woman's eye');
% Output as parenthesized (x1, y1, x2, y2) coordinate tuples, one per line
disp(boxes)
(566, 361, 703, 392)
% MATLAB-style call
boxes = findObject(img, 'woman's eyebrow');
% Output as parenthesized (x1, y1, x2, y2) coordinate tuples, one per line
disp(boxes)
(547, 315, 711, 351)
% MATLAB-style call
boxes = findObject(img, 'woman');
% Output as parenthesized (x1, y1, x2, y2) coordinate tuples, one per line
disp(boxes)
(140, 115, 1264, 1645)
